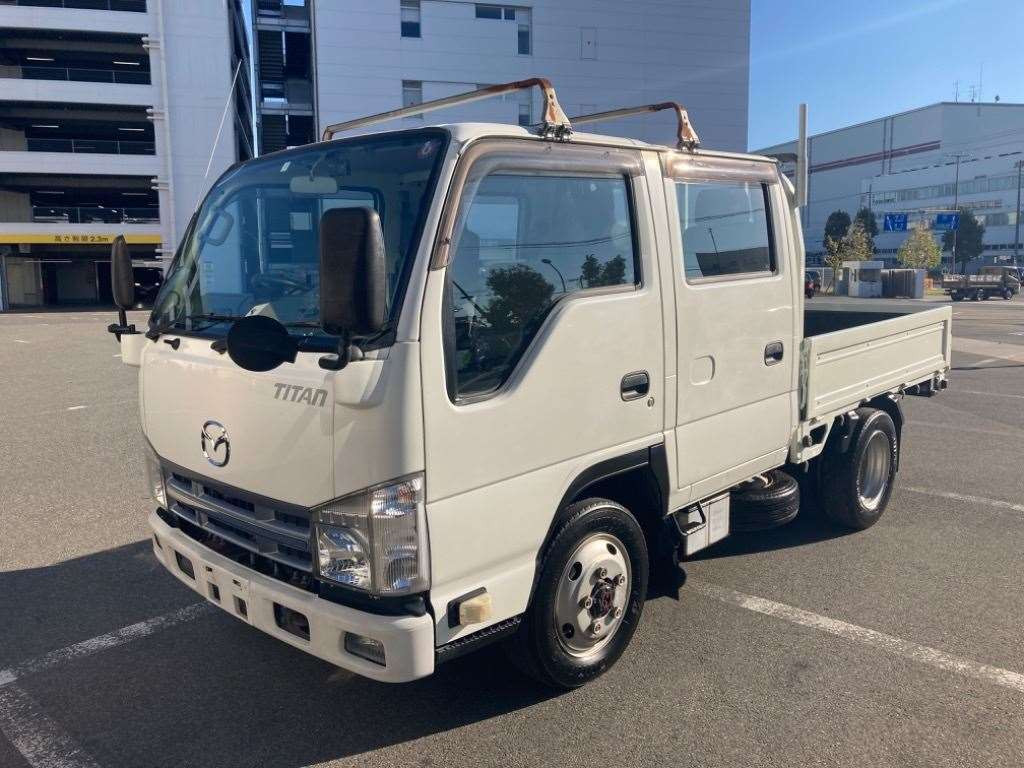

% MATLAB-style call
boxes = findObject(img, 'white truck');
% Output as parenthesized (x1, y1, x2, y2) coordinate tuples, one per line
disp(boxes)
(107, 80, 952, 689)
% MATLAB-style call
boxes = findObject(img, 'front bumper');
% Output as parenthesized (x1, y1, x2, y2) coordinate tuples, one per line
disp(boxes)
(149, 511, 436, 683)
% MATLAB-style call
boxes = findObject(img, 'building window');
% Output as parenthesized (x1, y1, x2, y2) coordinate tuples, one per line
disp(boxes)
(475, 5, 531, 54)
(517, 92, 532, 126)
(401, 0, 421, 38)
(402, 80, 423, 118)
(518, 23, 531, 54)
(475, 4, 503, 19)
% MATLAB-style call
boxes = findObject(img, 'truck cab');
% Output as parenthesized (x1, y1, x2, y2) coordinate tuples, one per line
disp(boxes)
(109, 81, 951, 689)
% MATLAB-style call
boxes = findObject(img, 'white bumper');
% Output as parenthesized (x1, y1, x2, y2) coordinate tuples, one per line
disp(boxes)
(149, 511, 436, 683)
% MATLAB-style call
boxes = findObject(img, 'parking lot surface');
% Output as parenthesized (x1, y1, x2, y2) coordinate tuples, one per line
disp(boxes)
(2, 298, 1023, 768)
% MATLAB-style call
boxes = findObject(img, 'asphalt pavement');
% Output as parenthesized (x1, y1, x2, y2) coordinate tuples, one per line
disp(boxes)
(1, 298, 1023, 768)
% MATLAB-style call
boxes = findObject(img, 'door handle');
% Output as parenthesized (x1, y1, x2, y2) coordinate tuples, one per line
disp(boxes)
(620, 371, 650, 401)
(764, 341, 784, 366)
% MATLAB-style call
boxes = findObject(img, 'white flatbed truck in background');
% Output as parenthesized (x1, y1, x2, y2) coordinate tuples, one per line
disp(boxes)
(106, 79, 951, 689)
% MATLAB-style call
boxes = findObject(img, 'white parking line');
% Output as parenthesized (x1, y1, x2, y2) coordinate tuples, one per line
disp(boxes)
(975, 358, 999, 366)
(0, 603, 209, 689)
(690, 581, 1024, 695)
(950, 388, 1024, 400)
(904, 486, 1024, 514)
(66, 406, 87, 412)
(907, 421, 1020, 439)
(13, 339, 30, 344)
(0, 685, 101, 768)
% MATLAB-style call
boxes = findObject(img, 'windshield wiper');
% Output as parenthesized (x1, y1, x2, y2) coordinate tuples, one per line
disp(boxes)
(147, 311, 244, 340)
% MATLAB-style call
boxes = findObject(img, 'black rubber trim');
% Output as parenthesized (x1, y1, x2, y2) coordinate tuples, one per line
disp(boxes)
(317, 581, 428, 617)
(435, 615, 523, 665)
(555, 447, 652, 514)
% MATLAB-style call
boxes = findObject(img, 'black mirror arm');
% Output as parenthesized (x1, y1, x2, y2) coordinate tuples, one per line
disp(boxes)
(107, 308, 139, 341)
(318, 330, 364, 371)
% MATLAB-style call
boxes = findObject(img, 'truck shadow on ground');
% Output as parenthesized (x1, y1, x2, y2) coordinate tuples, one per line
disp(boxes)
(2, 541, 560, 767)
(688, 500, 855, 561)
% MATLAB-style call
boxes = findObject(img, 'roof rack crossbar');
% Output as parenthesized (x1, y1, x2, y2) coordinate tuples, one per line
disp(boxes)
(321, 77, 572, 141)
(569, 102, 701, 151)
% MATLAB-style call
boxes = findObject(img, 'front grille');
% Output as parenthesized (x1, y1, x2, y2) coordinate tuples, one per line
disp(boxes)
(164, 468, 313, 572)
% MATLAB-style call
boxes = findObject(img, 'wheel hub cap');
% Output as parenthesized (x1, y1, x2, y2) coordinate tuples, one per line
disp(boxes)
(554, 533, 631, 658)
(858, 430, 891, 510)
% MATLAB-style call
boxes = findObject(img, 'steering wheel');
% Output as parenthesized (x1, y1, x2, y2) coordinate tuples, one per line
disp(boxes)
(251, 272, 308, 296)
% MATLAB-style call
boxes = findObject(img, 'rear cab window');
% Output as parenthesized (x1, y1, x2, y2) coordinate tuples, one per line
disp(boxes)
(675, 180, 776, 281)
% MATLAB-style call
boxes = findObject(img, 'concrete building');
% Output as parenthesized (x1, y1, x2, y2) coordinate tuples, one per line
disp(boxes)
(0, 0, 751, 309)
(757, 102, 1024, 269)
(0, 0, 249, 309)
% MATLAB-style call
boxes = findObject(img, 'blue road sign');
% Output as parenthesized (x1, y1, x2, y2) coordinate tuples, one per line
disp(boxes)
(884, 213, 908, 232)
(934, 213, 960, 231)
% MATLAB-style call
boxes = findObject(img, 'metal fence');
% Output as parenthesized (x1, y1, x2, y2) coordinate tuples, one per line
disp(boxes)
(32, 206, 159, 224)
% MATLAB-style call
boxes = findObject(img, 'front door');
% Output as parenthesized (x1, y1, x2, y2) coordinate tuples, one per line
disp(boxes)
(666, 156, 797, 501)
(419, 140, 665, 644)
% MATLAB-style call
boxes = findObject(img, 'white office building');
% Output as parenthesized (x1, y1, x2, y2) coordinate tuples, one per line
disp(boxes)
(757, 102, 1024, 268)
(1, 0, 751, 309)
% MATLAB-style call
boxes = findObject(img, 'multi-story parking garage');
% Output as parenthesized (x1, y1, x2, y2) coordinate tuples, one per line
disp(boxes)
(0, 0, 248, 309)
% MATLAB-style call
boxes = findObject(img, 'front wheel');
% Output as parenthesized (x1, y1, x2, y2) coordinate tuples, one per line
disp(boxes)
(950, 292, 962, 302)
(820, 408, 898, 530)
(507, 498, 648, 689)
(1004, 288, 1013, 300)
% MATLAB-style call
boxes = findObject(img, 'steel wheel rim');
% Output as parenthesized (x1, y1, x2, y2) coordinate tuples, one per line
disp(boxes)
(553, 532, 631, 659)
(858, 430, 891, 510)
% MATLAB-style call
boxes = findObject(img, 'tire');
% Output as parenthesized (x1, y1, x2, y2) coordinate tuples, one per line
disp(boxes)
(507, 498, 648, 689)
(975, 288, 984, 301)
(1004, 288, 1013, 300)
(820, 407, 898, 530)
(950, 292, 962, 302)
(729, 469, 800, 531)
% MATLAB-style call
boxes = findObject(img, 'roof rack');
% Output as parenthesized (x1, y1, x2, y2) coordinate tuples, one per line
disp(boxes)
(321, 77, 572, 141)
(569, 102, 701, 151)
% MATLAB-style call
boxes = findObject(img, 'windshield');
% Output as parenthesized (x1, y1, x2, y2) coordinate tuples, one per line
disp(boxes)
(150, 130, 448, 344)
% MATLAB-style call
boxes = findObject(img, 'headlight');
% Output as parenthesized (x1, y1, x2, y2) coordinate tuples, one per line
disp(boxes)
(143, 440, 167, 508)
(314, 474, 429, 595)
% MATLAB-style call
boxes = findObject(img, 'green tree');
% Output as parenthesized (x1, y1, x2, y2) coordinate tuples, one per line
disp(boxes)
(581, 254, 627, 288)
(824, 210, 851, 245)
(897, 225, 941, 269)
(824, 219, 874, 291)
(854, 207, 879, 252)
(941, 207, 986, 272)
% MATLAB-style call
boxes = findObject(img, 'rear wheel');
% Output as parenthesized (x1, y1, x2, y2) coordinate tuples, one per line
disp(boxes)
(950, 292, 962, 301)
(508, 498, 648, 689)
(1004, 288, 1013, 300)
(974, 288, 985, 301)
(820, 408, 898, 530)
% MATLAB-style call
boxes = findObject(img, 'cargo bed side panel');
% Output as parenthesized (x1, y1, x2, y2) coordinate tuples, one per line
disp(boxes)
(801, 306, 951, 420)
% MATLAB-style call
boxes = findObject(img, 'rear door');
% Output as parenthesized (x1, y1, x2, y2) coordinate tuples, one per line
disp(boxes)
(419, 139, 665, 644)
(665, 154, 797, 501)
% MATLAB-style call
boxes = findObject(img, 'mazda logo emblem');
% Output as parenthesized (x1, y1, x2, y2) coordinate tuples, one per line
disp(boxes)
(200, 420, 230, 467)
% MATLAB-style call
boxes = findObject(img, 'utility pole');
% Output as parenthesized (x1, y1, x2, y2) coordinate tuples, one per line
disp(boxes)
(1014, 159, 1023, 268)
(946, 151, 971, 274)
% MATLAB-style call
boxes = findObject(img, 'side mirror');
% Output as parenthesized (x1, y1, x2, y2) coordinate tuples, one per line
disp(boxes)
(318, 207, 387, 369)
(107, 234, 138, 340)
(111, 234, 135, 310)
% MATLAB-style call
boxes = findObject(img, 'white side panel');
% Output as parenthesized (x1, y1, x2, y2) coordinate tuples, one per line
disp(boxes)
(802, 307, 952, 421)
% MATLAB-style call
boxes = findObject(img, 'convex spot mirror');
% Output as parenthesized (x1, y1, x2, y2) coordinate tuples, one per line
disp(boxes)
(110, 234, 135, 310)
(319, 206, 387, 337)
(226, 314, 298, 372)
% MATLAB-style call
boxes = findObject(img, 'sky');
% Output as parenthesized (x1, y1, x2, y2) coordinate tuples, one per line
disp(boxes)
(747, 0, 1024, 150)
